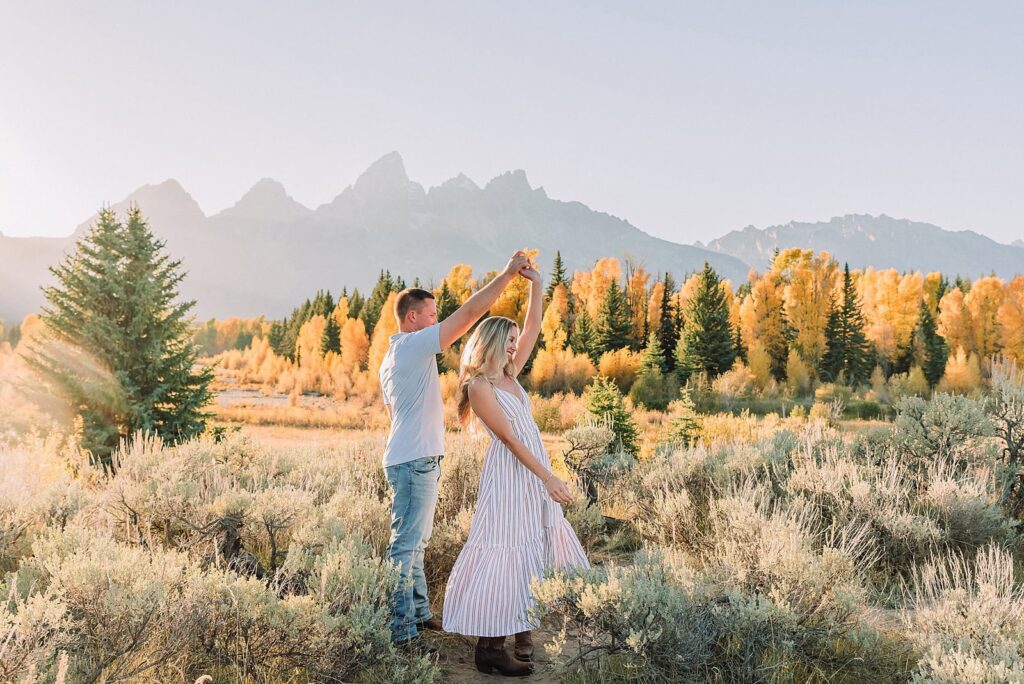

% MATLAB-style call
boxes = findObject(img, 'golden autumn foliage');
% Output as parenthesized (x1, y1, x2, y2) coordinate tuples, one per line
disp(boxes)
(857, 268, 923, 363)
(938, 288, 972, 355)
(625, 265, 651, 344)
(296, 315, 327, 370)
(340, 317, 370, 373)
(368, 292, 399, 384)
(966, 276, 1006, 359)
(571, 257, 621, 319)
(939, 346, 983, 395)
(441, 264, 476, 304)
(528, 346, 596, 395)
(597, 348, 642, 393)
(490, 250, 539, 323)
(739, 272, 789, 379)
(999, 276, 1024, 363)
(646, 280, 665, 334)
(541, 284, 571, 351)
(775, 249, 838, 368)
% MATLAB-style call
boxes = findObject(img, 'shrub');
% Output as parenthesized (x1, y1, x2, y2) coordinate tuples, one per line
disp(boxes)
(905, 544, 1024, 683)
(628, 370, 680, 411)
(893, 394, 995, 471)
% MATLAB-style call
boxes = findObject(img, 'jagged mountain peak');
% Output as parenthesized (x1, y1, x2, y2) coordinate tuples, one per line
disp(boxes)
(217, 178, 310, 222)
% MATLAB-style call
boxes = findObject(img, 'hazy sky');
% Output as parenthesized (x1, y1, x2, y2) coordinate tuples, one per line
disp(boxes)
(1, 1, 1022, 244)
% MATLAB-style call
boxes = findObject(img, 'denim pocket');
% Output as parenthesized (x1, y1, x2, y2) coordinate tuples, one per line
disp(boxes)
(410, 456, 439, 475)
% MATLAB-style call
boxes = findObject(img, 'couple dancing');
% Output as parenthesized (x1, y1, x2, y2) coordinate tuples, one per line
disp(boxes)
(378, 251, 589, 676)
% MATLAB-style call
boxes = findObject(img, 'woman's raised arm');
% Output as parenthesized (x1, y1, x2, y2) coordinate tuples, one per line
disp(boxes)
(512, 268, 542, 376)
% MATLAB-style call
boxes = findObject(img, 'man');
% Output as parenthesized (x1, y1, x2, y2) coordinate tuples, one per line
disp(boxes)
(379, 251, 531, 649)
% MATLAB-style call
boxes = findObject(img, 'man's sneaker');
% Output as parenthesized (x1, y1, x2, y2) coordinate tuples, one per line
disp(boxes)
(396, 635, 439, 657)
(416, 617, 444, 632)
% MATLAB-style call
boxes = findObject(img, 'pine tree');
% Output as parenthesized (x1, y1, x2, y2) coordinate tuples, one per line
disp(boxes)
(28, 206, 212, 465)
(360, 271, 397, 333)
(674, 263, 736, 381)
(914, 301, 949, 387)
(595, 280, 632, 353)
(657, 272, 680, 371)
(583, 375, 639, 455)
(436, 281, 458, 321)
(820, 264, 873, 386)
(268, 319, 287, 355)
(570, 309, 599, 363)
(639, 330, 667, 374)
(348, 288, 365, 320)
(546, 250, 569, 301)
(320, 314, 341, 355)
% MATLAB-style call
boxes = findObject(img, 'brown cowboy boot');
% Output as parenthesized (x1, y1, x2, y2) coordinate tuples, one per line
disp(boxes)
(474, 636, 534, 676)
(514, 630, 534, 661)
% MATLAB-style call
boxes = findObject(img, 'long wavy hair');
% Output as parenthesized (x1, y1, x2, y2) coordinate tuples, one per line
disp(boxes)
(456, 316, 518, 426)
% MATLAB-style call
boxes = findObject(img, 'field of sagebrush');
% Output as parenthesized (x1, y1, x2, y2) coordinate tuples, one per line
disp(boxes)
(3, 364, 1024, 683)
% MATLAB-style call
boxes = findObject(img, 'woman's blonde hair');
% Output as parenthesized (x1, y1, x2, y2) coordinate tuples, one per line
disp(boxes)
(456, 316, 518, 426)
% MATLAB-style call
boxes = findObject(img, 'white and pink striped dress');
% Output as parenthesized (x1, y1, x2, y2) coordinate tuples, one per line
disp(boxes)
(442, 378, 590, 637)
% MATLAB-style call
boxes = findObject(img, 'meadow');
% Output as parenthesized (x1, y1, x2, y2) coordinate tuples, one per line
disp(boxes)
(3, 352, 1024, 683)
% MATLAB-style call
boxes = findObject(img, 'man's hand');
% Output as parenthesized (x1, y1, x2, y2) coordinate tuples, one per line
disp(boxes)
(501, 251, 530, 280)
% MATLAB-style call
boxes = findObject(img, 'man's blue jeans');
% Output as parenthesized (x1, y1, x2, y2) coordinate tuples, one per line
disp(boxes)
(385, 454, 441, 642)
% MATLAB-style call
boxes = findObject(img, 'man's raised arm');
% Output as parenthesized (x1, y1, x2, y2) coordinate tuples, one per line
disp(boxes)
(439, 251, 529, 350)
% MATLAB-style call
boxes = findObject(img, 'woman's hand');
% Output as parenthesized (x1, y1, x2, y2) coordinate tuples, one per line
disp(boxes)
(519, 267, 541, 284)
(543, 473, 573, 505)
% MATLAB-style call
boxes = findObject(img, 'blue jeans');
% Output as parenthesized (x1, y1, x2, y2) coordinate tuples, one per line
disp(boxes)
(385, 454, 442, 642)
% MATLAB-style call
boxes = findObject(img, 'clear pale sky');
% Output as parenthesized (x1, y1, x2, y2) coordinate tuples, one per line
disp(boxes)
(1, 1, 1021, 244)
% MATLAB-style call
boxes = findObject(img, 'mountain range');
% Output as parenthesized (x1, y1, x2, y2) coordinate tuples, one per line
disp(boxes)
(1, 152, 1021, 324)
(701, 214, 1024, 277)
(0, 153, 747, 322)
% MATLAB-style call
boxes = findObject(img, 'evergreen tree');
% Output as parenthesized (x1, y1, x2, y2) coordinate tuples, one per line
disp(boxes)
(639, 330, 667, 374)
(674, 263, 736, 381)
(268, 319, 287, 356)
(348, 288, 365, 320)
(657, 272, 680, 371)
(595, 280, 632, 353)
(360, 270, 397, 333)
(436, 281, 458, 321)
(914, 301, 949, 387)
(583, 375, 639, 455)
(28, 206, 212, 465)
(310, 290, 334, 318)
(570, 309, 599, 363)
(819, 264, 873, 386)
(320, 314, 341, 355)
(546, 250, 569, 301)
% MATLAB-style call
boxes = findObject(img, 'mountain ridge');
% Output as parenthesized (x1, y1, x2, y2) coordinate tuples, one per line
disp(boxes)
(0, 153, 747, 322)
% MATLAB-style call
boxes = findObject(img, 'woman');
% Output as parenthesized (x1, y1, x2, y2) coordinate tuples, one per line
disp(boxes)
(442, 265, 590, 677)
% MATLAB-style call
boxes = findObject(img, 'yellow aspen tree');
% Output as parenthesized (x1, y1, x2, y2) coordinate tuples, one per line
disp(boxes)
(368, 292, 399, 383)
(938, 287, 972, 354)
(923, 272, 945, 312)
(570, 257, 621, 319)
(998, 276, 1024, 364)
(340, 317, 370, 373)
(738, 271, 789, 379)
(597, 348, 642, 393)
(939, 346, 982, 395)
(295, 315, 327, 370)
(775, 249, 838, 369)
(646, 280, 665, 335)
(858, 268, 923, 364)
(625, 265, 650, 344)
(333, 297, 350, 326)
(541, 284, 570, 351)
(677, 272, 701, 325)
(966, 276, 1006, 359)
(442, 264, 476, 303)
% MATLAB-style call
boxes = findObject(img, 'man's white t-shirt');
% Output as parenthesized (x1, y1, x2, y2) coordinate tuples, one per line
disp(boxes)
(379, 323, 445, 467)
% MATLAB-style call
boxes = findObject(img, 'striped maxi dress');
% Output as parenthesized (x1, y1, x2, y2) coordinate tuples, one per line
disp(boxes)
(442, 378, 590, 637)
